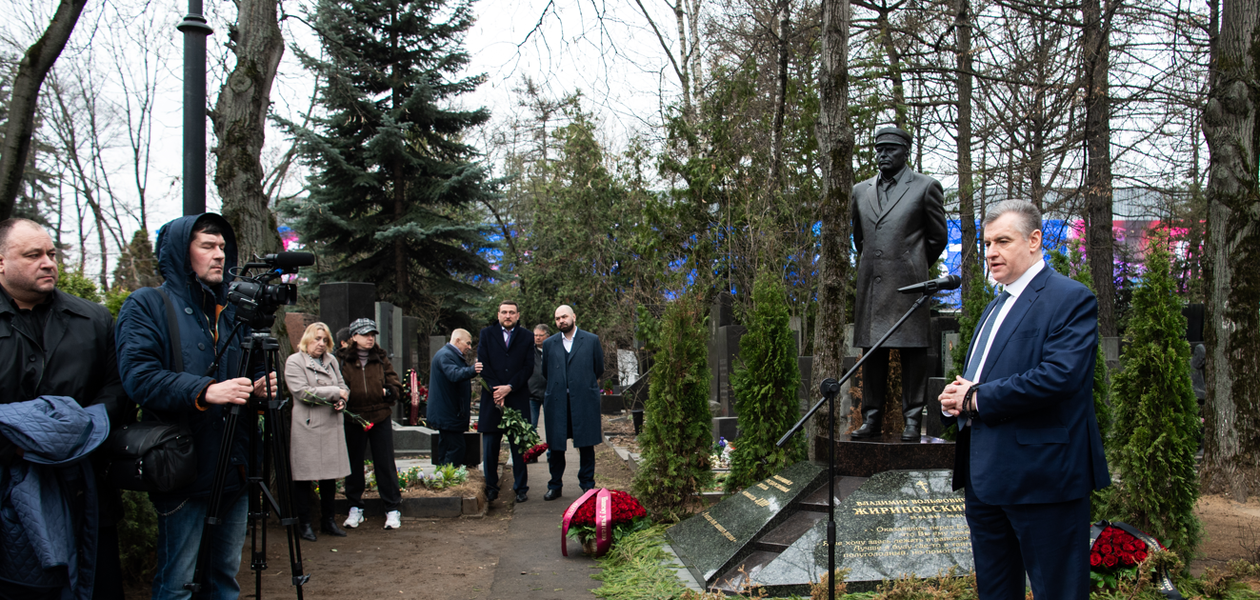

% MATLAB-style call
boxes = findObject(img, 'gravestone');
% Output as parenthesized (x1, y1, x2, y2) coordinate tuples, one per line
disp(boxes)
(924, 378, 949, 438)
(319, 282, 375, 336)
(720, 469, 972, 595)
(668, 462, 827, 587)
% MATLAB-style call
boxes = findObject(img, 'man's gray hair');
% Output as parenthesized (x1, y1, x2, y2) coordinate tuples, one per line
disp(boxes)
(983, 200, 1042, 238)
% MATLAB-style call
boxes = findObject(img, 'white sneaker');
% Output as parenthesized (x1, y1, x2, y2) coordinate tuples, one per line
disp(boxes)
(384, 510, 401, 530)
(343, 507, 364, 529)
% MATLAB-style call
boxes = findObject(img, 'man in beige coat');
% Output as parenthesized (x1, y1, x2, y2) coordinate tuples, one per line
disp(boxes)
(286, 323, 352, 541)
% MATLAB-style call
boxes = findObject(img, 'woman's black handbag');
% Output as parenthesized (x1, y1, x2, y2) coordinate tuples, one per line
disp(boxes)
(103, 288, 197, 493)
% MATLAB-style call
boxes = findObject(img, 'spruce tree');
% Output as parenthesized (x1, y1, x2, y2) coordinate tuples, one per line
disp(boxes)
(725, 272, 806, 492)
(280, 0, 492, 327)
(632, 292, 713, 520)
(1108, 240, 1201, 560)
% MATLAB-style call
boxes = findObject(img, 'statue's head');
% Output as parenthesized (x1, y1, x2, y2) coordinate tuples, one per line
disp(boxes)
(873, 126, 911, 178)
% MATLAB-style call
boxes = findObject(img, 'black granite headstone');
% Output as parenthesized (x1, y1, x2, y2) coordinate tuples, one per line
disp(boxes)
(736, 469, 972, 595)
(319, 282, 376, 337)
(667, 462, 827, 586)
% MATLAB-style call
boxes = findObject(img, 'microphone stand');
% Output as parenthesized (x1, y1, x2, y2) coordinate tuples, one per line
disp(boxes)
(774, 290, 936, 600)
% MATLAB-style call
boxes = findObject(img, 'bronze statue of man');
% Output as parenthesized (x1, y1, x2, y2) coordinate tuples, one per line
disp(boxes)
(850, 127, 948, 441)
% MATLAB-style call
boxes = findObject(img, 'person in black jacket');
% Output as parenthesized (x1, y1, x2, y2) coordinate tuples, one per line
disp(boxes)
(0, 218, 128, 599)
(476, 301, 535, 503)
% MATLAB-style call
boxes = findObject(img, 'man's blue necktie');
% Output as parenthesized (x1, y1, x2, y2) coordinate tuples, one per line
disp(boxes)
(964, 291, 1011, 381)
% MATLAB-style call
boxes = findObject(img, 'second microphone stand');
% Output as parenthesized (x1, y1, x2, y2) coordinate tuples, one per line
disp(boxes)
(774, 289, 937, 600)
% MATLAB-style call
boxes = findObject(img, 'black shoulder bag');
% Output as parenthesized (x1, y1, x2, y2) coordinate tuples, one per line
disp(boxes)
(103, 289, 197, 493)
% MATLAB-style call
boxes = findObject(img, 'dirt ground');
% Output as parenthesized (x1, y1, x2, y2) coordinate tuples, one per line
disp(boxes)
(119, 419, 1258, 598)
(122, 443, 636, 600)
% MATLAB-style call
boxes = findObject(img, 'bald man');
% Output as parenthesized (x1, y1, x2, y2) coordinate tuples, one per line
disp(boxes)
(427, 329, 483, 466)
(0, 218, 128, 599)
(540, 305, 605, 500)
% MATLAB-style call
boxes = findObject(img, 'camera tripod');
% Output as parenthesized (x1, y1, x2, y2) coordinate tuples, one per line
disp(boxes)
(187, 328, 308, 599)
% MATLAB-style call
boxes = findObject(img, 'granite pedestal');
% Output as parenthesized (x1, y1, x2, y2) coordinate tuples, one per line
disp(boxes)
(815, 434, 955, 478)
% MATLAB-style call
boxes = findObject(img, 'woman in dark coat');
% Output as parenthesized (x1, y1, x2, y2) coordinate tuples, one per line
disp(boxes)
(337, 318, 404, 530)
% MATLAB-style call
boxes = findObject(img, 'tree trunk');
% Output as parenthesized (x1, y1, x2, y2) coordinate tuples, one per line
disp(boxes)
(769, 0, 791, 189)
(1200, 0, 1260, 502)
(812, 0, 854, 448)
(0, 0, 87, 219)
(212, 0, 285, 264)
(1082, 0, 1116, 337)
(955, 0, 976, 296)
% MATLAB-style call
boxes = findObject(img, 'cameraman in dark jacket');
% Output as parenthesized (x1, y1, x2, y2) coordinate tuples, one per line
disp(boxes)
(336, 318, 404, 530)
(0, 218, 128, 599)
(115, 213, 273, 600)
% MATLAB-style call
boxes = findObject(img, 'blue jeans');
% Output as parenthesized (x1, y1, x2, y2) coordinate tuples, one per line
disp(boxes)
(529, 398, 543, 427)
(150, 493, 248, 600)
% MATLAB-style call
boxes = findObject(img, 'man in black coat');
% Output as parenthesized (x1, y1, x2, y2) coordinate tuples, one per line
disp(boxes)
(476, 301, 536, 503)
(0, 218, 128, 599)
(849, 127, 948, 441)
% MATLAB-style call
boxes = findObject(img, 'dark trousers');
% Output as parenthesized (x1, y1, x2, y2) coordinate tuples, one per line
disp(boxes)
(965, 485, 1091, 599)
(93, 523, 124, 599)
(482, 432, 528, 494)
(435, 429, 466, 466)
(861, 346, 928, 413)
(344, 418, 401, 511)
(548, 445, 595, 491)
(292, 479, 337, 523)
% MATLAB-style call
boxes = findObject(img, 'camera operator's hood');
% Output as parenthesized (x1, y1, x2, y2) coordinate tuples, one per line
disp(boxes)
(155, 213, 239, 304)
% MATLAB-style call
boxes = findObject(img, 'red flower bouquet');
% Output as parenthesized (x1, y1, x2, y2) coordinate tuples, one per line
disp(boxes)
(522, 443, 548, 463)
(561, 489, 650, 557)
(1088, 521, 1181, 597)
(1090, 526, 1150, 569)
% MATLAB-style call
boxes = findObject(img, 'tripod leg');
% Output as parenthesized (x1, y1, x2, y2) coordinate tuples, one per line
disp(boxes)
(186, 403, 245, 597)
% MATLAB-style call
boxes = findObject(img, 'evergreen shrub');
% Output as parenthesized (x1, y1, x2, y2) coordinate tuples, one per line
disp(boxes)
(632, 293, 713, 520)
(1108, 240, 1201, 561)
(725, 272, 806, 492)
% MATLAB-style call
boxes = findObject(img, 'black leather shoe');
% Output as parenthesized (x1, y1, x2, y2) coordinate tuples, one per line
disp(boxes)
(849, 409, 882, 439)
(901, 420, 921, 442)
(544, 488, 562, 501)
(321, 518, 347, 537)
(515, 491, 528, 503)
(298, 523, 317, 542)
(486, 489, 499, 502)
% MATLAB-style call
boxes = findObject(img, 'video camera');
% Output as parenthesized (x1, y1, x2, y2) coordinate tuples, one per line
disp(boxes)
(227, 251, 314, 328)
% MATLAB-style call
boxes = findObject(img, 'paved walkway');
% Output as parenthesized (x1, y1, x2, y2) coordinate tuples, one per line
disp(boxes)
(487, 439, 604, 600)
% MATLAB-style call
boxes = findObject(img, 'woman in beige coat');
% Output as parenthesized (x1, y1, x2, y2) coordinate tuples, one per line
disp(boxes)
(286, 322, 352, 541)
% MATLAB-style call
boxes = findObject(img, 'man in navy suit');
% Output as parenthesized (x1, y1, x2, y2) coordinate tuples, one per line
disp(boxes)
(939, 199, 1110, 599)
(427, 329, 481, 466)
(541, 305, 605, 501)
(477, 301, 536, 503)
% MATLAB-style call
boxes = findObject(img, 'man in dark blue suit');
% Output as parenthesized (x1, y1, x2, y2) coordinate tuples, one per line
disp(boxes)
(427, 329, 482, 466)
(477, 301, 536, 503)
(541, 305, 605, 501)
(939, 200, 1110, 600)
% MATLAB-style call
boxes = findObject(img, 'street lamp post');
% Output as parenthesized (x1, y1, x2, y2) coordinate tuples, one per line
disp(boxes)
(178, 0, 213, 216)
